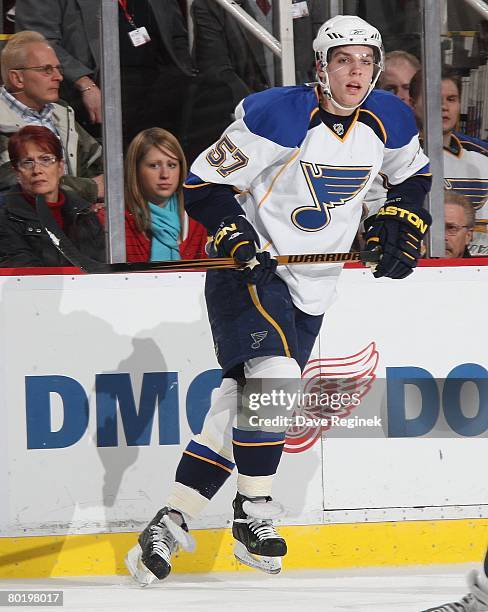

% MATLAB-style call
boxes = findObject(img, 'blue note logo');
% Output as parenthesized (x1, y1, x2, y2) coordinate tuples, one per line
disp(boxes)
(444, 177, 488, 210)
(251, 331, 268, 349)
(292, 162, 372, 231)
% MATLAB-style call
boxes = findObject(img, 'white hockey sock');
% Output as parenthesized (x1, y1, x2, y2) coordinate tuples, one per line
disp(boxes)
(237, 474, 274, 498)
(166, 482, 210, 519)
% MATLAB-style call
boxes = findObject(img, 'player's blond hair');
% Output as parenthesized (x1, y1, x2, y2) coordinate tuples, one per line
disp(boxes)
(125, 128, 187, 235)
(1, 31, 50, 87)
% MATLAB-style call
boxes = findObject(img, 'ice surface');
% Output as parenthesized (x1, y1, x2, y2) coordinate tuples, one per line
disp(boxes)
(0, 564, 478, 612)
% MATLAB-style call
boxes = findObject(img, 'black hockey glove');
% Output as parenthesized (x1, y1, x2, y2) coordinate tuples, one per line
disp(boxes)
(212, 215, 277, 285)
(240, 251, 277, 285)
(364, 200, 432, 279)
(213, 215, 259, 262)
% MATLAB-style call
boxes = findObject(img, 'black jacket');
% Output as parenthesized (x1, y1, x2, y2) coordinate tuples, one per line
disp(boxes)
(0, 187, 105, 268)
(191, 0, 327, 95)
(15, 0, 193, 84)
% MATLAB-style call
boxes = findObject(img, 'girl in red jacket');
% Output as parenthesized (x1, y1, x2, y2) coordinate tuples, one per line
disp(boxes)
(100, 128, 207, 261)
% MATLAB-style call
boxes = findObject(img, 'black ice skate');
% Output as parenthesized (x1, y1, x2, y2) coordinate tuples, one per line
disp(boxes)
(232, 492, 287, 574)
(125, 507, 195, 587)
(422, 570, 488, 612)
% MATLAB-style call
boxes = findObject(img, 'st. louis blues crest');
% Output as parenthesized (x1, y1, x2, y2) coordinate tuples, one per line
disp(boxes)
(444, 177, 488, 210)
(291, 162, 372, 232)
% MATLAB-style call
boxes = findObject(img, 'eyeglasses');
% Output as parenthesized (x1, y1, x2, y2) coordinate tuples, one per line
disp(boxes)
(12, 64, 64, 76)
(445, 223, 470, 235)
(17, 155, 59, 171)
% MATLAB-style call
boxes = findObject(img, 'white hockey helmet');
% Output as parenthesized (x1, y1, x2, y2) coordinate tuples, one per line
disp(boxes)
(313, 15, 385, 110)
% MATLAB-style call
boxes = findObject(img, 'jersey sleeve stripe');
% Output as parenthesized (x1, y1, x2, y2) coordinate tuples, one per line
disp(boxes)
(184, 171, 211, 188)
(415, 164, 431, 176)
(459, 140, 488, 156)
(184, 182, 211, 189)
(309, 107, 319, 121)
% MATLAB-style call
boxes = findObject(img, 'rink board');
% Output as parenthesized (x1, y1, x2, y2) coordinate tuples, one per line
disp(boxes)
(0, 262, 487, 576)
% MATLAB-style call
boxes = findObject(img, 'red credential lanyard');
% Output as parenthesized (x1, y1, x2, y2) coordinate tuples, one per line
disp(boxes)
(118, 0, 137, 28)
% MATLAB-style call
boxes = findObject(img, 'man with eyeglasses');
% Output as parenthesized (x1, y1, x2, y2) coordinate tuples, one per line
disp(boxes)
(0, 30, 104, 204)
(444, 190, 475, 258)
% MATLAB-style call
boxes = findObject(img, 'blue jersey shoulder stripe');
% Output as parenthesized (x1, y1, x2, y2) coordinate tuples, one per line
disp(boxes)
(363, 89, 419, 149)
(454, 130, 488, 157)
(357, 108, 386, 144)
(184, 171, 210, 188)
(242, 85, 319, 148)
(415, 163, 431, 175)
(309, 106, 322, 130)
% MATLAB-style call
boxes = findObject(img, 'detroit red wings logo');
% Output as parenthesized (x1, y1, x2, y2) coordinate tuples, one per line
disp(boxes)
(284, 342, 379, 453)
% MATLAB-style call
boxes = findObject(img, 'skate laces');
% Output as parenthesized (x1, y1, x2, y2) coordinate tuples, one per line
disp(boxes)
(431, 594, 484, 611)
(452, 595, 479, 611)
(460, 592, 488, 610)
(247, 518, 280, 541)
(148, 510, 196, 559)
(238, 498, 284, 541)
(468, 569, 488, 607)
(149, 525, 177, 563)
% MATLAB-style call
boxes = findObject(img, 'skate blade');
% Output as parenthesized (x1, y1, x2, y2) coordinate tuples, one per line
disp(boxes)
(125, 543, 158, 587)
(233, 541, 282, 575)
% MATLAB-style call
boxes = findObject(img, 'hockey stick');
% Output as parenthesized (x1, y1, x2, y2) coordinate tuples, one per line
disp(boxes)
(36, 195, 380, 274)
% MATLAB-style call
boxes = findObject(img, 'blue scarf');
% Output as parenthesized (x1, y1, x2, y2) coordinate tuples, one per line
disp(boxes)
(149, 195, 181, 261)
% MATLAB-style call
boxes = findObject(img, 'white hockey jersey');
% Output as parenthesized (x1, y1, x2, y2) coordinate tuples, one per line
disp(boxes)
(188, 85, 429, 315)
(443, 131, 488, 256)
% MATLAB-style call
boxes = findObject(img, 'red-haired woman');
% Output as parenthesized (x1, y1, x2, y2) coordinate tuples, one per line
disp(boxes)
(0, 125, 105, 267)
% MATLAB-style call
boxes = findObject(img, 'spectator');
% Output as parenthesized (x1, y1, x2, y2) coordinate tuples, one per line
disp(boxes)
(98, 127, 207, 262)
(0, 125, 105, 267)
(444, 190, 474, 258)
(410, 68, 488, 255)
(186, 0, 327, 161)
(378, 49, 420, 106)
(0, 31, 104, 204)
(15, 1, 102, 129)
(15, 0, 194, 148)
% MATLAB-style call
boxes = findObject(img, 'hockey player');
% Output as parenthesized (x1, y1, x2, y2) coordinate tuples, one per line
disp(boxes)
(125, 14, 432, 586)
(422, 548, 488, 611)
